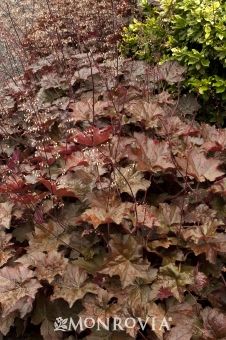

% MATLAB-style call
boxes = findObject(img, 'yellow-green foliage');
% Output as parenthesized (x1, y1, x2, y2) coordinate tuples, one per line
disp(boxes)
(122, 0, 226, 122)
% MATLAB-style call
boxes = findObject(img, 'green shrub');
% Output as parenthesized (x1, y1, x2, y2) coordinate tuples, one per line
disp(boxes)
(121, 0, 226, 123)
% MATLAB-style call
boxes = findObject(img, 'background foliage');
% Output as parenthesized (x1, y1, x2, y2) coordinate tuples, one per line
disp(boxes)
(122, 0, 226, 124)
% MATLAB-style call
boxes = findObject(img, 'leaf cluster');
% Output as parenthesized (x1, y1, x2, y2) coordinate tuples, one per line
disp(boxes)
(121, 0, 226, 124)
(0, 28, 226, 340)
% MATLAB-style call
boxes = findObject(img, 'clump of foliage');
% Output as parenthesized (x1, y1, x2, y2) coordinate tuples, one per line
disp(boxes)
(1, 1, 226, 339)
(21, 0, 136, 60)
(0, 0, 136, 84)
(122, 0, 226, 123)
(1, 44, 226, 338)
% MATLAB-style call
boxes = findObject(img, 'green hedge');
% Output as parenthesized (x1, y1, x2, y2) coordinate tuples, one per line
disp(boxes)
(121, 0, 226, 123)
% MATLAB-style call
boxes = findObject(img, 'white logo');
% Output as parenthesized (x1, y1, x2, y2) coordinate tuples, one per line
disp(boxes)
(54, 316, 172, 332)
(54, 317, 68, 332)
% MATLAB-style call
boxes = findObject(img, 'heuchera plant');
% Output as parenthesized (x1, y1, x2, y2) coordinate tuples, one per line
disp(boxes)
(0, 0, 226, 339)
